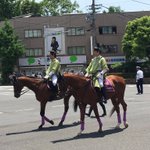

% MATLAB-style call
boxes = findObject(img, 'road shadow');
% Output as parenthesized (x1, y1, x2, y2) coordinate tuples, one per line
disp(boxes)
(6, 121, 80, 136)
(52, 127, 125, 144)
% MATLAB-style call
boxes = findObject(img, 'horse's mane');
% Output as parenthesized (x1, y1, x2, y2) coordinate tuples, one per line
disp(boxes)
(63, 73, 91, 89)
(63, 73, 88, 81)
(18, 76, 44, 84)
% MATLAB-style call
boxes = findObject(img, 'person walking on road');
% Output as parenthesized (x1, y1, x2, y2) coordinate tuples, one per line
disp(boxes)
(136, 66, 144, 95)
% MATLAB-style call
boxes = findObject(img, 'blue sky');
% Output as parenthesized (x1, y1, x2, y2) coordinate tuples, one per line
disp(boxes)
(72, 0, 150, 12)
(36, 0, 150, 13)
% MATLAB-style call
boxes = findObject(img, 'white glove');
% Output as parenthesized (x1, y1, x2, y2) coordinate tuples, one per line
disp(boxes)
(96, 72, 103, 78)
(49, 71, 54, 78)
(44, 75, 49, 79)
(85, 73, 89, 77)
(100, 71, 104, 75)
(101, 69, 108, 75)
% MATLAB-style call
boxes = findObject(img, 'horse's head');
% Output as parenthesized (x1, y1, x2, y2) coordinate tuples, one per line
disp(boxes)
(9, 75, 24, 98)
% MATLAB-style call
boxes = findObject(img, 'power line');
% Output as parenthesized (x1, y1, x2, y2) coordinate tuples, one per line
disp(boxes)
(131, 0, 150, 6)
(100, 4, 141, 19)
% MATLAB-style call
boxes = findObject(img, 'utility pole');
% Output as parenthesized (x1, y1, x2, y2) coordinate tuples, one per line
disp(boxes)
(86, 0, 101, 54)
(91, 0, 97, 48)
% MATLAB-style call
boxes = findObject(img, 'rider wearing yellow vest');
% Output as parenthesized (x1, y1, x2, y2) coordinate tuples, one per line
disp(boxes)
(85, 47, 109, 103)
(44, 50, 61, 99)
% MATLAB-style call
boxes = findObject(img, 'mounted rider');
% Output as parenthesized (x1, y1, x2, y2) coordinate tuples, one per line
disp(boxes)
(85, 46, 109, 103)
(44, 50, 62, 100)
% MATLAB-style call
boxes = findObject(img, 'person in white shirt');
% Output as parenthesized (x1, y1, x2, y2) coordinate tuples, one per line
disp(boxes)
(136, 66, 144, 94)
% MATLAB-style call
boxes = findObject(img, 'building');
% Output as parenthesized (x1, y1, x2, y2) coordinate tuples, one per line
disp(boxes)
(1, 11, 150, 75)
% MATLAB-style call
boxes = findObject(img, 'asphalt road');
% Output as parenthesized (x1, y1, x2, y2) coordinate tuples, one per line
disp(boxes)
(0, 84, 150, 150)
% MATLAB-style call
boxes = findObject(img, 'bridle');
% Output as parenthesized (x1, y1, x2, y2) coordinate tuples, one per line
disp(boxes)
(10, 75, 30, 97)
(19, 88, 30, 96)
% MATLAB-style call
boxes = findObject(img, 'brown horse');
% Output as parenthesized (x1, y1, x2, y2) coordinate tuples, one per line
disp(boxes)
(62, 73, 128, 134)
(9, 75, 72, 129)
(9, 73, 128, 135)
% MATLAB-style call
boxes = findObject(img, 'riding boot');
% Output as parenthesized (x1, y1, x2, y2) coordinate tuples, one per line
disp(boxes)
(101, 87, 107, 104)
(49, 83, 61, 100)
(53, 85, 62, 100)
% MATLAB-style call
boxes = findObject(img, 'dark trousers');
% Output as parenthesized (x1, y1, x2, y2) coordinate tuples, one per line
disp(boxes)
(136, 78, 143, 94)
(48, 81, 58, 93)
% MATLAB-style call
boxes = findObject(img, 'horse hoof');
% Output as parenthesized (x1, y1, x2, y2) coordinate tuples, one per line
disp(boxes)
(38, 125, 43, 130)
(73, 121, 81, 125)
(77, 131, 82, 136)
(124, 122, 129, 128)
(98, 125, 103, 132)
(115, 125, 121, 129)
(58, 122, 63, 126)
(49, 120, 54, 125)
(98, 129, 102, 132)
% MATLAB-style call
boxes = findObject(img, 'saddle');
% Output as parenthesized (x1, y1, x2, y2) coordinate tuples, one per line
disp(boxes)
(104, 78, 115, 93)
(46, 74, 65, 100)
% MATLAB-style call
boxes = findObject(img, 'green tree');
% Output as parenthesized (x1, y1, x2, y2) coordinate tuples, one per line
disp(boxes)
(0, 0, 15, 20)
(0, 0, 42, 20)
(1, 0, 80, 19)
(0, 21, 24, 84)
(122, 16, 150, 61)
(19, 0, 42, 16)
(41, 0, 80, 16)
(103, 6, 124, 13)
(13, 0, 42, 17)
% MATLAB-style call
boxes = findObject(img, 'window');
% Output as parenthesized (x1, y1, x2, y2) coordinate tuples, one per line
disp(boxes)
(25, 29, 42, 38)
(67, 46, 85, 55)
(67, 27, 85, 36)
(101, 45, 118, 53)
(26, 49, 43, 56)
(99, 26, 117, 34)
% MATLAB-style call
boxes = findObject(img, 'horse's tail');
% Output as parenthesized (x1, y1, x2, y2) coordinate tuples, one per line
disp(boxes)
(109, 106, 115, 117)
(73, 99, 78, 112)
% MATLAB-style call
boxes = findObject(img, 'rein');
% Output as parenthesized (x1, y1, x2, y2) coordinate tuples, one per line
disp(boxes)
(20, 88, 30, 95)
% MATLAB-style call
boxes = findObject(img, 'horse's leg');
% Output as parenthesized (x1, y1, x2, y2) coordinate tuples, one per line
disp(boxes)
(39, 102, 46, 129)
(58, 95, 71, 126)
(39, 101, 54, 129)
(111, 97, 121, 128)
(99, 101, 107, 117)
(77, 103, 86, 136)
(120, 98, 128, 128)
(93, 105, 103, 132)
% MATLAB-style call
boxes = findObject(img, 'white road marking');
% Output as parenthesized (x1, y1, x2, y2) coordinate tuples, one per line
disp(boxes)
(0, 86, 12, 88)
(15, 108, 34, 112)
(0, 92, 34, 96)
(0, 94, 13, 96)
(127, 85, 135, 88)
(126, 97, 135, 100)
(52, 105, 64, 108)
(0, 105, 63, 115)
(0, 108, 35, 115)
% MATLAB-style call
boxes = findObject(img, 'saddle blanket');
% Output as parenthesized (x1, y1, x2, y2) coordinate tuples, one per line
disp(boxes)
(104, 79, 115, 92)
